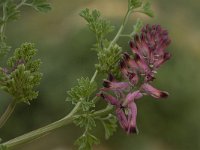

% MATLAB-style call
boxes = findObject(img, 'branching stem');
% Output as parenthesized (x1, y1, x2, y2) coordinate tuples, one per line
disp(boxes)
(0, 100, 16, 128)
(107, 9, 132, 50)
(1, 5, 133, 149)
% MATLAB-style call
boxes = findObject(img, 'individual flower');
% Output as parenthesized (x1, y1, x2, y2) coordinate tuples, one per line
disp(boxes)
(99, 90, 142, 134)
(141, 83, 168, 99)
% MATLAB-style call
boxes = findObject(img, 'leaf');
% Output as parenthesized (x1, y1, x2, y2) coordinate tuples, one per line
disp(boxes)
(130, 18, 143, 37)
(101, 114, 117, 140)
(67, 77, 97, 111)
(128, 0, 142, 10)
(75, 133, 100, 150)
(6, 2, 20, 21)
(80, 9, 114, 43)
(26, 0, 52, 12)
(74, 115, 96, 130)
(142, 2, 154, 17)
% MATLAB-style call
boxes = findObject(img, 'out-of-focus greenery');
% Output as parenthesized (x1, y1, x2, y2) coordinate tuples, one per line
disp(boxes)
(0, 0, 200, 149)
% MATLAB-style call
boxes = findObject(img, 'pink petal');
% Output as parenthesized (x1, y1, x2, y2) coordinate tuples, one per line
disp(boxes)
(98, 93, 119, 106)
(141, 83, 169, 99)
(122, 91, 143, 107)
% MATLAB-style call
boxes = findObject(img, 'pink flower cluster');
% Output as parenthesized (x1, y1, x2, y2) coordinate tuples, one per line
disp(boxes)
(99, 24, 171, 134)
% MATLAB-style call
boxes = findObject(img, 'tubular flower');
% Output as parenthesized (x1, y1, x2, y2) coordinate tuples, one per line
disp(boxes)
(141, 83, 168, 99)
(99, 91, 142, 134)
(98, 24, 171, 134)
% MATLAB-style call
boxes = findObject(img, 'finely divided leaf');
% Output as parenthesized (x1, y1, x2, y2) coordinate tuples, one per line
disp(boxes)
(101, 114, 117, 140)
(128, 0, 142, 9)
(142, 2, 154, 17)
(67, 77, 97, 111)
(75, 133, 100, 150)
(80, 8, 114, 43)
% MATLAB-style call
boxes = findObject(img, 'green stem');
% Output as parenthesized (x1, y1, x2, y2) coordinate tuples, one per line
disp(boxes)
(93, 105, 113, 117)
(0, 2, 7, 42)
(107, 9, 132, 50)
(90, 70, 98, 83)
(2, 102, 81, 148)
(2, 69, 99, 148)
(2, 103, 114, 148)
(16, 0, 27, 9)
(0, 100, 16, 128)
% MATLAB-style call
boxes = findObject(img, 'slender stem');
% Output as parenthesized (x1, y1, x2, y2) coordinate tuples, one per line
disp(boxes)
(90, 70, 98, 83)
(107, 10, 132, 50)
(93, 105, 113, 117)
(3, 102, 81, 148)
(0, 100, 16, 128)
(0, 2, 7, 42)
(16, 0, 27, 9)
(2, 69, 99, 148)
(1, 4, 133, 148)
(2, 102, 114, 148)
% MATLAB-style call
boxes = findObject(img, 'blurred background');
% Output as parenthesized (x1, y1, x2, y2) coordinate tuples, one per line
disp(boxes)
(0, 0, 200, 149)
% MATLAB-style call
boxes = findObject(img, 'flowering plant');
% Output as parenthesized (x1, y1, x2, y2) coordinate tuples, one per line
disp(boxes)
(0, 0, 171, 149)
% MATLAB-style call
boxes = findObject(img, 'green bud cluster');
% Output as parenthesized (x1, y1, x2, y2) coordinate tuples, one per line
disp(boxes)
(0, 43, 42, 103)
(95, 42, 122, 76)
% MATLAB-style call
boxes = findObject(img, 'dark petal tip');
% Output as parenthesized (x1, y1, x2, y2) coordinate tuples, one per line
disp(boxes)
(134, 34, 140, 42)
(119, 60, 126, 69)
(108, 73, 114, 81)
(123, 52, 130, 61)
(127, 127, 137, 134)
(160, 91, 169, 98)
(97, 93, 105, 99)
(134, 54, 140, 62)
(164, 52, 171, 60)
(103, 80, 111, 88)
(129, 40, 134, 48)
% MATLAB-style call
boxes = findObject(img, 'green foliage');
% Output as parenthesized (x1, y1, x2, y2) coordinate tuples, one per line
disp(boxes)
(6, 1, 20, 22)
(74, 110, 99, 150)
(100, 114, 117, 140)
(95, 43, 122, 76)
(0, 0, 51, 56)
(0, 43, 42, 103)
(128, 0, 142, 10)
(74, 114, 96, 130)
(75, 133, 100, 150)
(67, 77, 97, 111)
(141, 2, 154, 17)
(130, 18, 143, 37)
(128, 0, 154, 17)
(80, 8, 114, 44)
(26, 0, 52, 12)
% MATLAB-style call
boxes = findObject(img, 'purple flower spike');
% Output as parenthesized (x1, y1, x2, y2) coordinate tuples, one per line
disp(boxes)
(99, 24, 171, 134)
(130, 24, 171, 81)
(141, 83, 169, 99)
